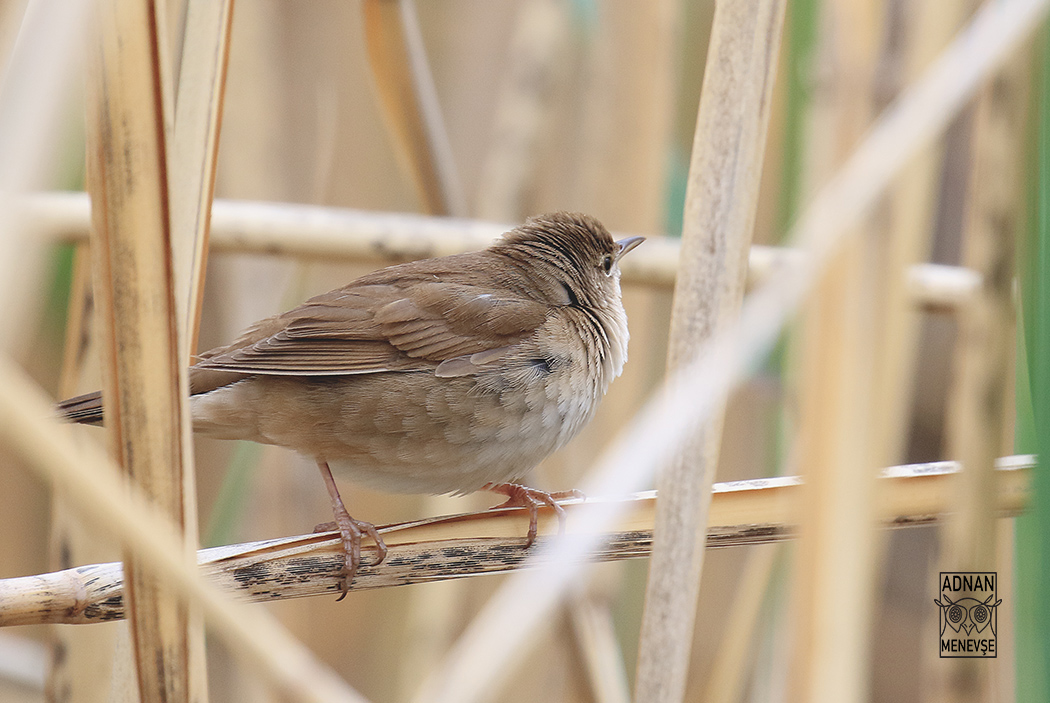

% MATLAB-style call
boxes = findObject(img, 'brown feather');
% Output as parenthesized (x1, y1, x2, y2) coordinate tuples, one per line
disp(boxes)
(192, 249, 551, 380)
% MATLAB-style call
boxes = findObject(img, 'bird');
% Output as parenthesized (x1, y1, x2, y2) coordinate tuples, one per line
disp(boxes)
(57, 211, 643, 597)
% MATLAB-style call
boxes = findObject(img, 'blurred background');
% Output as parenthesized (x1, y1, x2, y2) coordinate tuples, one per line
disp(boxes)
(0, 0, 1040, 701)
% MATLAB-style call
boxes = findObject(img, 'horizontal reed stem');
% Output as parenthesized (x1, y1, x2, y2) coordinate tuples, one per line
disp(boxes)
(0, 456, 1030, 627)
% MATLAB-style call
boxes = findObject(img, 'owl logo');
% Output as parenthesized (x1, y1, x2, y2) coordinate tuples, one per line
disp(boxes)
(937, 572, 999, 657)
(935, 593, 1002, 637)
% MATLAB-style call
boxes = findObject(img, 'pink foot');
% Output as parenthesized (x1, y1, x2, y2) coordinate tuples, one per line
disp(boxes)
(483, 483, 584, 546)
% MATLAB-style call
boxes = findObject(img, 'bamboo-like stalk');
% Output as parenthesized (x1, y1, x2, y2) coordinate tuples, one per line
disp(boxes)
(947, 52, 1029, 583)
(906, 262, 981, 311)
(897, 0, 1001, 696)
(56, 246, 97, 399)
(941, 50, 1029, 703)
(569, 593, 632, 703)
(567, 1, 677, 231)
(48, 244, 118, 703)
(550, 4, 680, 702)
(699, 544, 778, 703)
(474, 0, 568, 223)
(789, 1, 884, 700)
(21, 191, 983, 308)
(0, 0, 90, 350)
(792, 246, 880, 703)
(168, 0, 233, 358)
(85, 2, 202, 701)
(361, 0, 465, 216)
(634, 2, 786, 701)
(164, 3, 233, 700)
(0, 457, 1032, 628)
(872, 0, 973, 465)
(152, 0, 177, 141)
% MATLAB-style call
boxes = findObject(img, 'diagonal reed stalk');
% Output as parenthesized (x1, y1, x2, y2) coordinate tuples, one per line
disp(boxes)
(362, 0, 465, 216)
(634, 2, 786, 701)
(0, 358, 371, 703)
(942, 43, 1030, 703)
(411, 1, 1050, 701)
(85, 2, 202, 699)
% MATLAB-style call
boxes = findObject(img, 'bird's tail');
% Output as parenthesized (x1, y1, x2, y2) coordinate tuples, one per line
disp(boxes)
(56, 391, 104, 426)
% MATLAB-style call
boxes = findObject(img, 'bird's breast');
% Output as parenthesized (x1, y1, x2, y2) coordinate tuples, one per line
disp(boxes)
(189, 304, 626, 496)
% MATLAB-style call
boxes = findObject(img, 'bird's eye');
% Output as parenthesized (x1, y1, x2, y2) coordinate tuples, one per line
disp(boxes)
(601, 255, 614, 275)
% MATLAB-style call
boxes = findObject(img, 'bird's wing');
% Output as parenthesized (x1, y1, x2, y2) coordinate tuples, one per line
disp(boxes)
(192, 277, 549, 377)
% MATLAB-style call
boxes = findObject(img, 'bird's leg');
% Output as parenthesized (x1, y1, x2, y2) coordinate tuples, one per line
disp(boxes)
(314, 460, 388, 600)
(483, 483, 584, 547)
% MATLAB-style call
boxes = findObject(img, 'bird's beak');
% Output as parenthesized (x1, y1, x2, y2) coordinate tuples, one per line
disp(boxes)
(615, 236, 645, 261)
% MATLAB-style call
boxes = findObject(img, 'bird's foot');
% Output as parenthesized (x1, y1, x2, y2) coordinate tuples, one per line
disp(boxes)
(483, 483, 584, 547)
(315, 459, 388, 600)
(314, 511, 388, 601)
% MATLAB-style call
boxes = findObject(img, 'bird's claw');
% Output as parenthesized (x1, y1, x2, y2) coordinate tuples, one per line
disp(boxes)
(484, 483, 583, 547)
(315, 514, 388, 600)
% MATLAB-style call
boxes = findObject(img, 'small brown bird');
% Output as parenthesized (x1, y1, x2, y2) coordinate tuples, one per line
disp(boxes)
(59, 212, 642, 596)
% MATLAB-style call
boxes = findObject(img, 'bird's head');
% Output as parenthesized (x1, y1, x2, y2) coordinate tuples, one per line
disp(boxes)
(493, 212, 644, 310)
